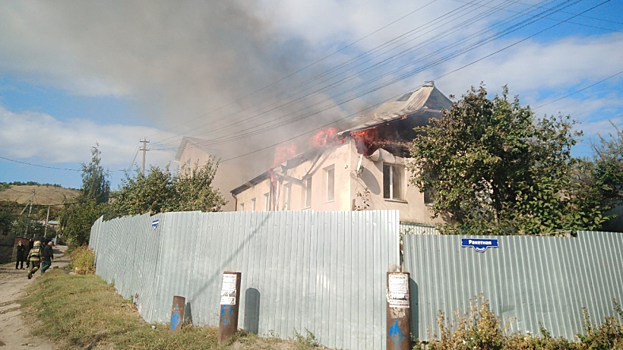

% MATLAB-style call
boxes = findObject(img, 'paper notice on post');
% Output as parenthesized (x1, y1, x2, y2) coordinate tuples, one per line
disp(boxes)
(220, 274, 238, 305)
(388, 273, 410, 308)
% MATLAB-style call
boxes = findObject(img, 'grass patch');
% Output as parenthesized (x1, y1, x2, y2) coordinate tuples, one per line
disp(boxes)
(21, 269, 324, 349)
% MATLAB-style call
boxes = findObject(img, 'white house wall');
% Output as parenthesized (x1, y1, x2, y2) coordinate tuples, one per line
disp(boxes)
(235, 139, 441, 225)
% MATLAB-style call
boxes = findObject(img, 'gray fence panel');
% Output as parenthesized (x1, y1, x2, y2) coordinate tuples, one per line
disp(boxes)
(403, 232, 623, 341)
(90, 210, 399, 350)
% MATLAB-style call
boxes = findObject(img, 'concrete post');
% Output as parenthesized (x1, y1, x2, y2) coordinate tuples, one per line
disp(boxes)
(387, 271, 411, 350)
(219, 271, 241, 344)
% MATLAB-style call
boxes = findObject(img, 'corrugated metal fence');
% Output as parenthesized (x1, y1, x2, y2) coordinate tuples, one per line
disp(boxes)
(89, 210, 400, 350)
(403, 231, 623, 341)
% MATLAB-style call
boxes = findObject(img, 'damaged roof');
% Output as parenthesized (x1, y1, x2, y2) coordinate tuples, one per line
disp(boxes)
(339, 81, 452, 135)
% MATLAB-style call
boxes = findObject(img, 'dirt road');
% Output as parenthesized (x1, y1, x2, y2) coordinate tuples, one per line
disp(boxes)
(0, 245, 69, 349)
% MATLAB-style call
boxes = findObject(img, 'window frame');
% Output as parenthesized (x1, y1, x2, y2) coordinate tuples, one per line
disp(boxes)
(304, 177, 312, 208)
(325, 165, 335, 202)
(383, 163, 404, 201)
(263, 192, 270, 211)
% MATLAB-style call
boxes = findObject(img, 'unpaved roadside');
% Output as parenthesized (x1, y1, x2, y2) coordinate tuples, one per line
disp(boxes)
(0, 246, 69, 349)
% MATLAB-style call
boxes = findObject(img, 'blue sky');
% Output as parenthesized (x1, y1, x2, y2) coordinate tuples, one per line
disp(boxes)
(0, 0, 621, 190)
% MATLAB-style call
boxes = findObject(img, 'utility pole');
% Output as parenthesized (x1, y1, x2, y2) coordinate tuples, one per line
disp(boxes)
(140, 138, 150, 176)
(44, 205, 50, 238)
(24, 189, 35, 237)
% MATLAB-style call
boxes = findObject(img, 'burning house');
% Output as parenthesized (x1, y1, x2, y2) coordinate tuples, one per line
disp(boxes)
(228, 81, 452, 224)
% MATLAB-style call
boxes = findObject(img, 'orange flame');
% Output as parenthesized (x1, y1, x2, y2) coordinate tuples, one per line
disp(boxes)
(351, 128, 381, 156)
(273, 143, 298, 167)
(308, 127, 344, 148)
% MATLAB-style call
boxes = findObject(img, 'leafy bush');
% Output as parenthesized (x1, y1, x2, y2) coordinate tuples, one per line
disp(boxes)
(70, 245, 96, 275)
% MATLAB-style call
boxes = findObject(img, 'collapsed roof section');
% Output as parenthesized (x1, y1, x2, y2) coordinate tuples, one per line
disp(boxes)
(230, 82, 452, 195)
(340, 81, 451, 135)
(339, 81, 452, 156)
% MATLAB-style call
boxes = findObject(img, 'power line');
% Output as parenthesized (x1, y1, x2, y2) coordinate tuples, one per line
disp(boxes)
(152, 0, 528, 149)
(534, 69, 623, 109)
(159, 0, 594, 151)
(0, 155, 127, 173)
(220, 0, 613, 163)
(148, 0, 440, 145)
(0, 156, 81, 171)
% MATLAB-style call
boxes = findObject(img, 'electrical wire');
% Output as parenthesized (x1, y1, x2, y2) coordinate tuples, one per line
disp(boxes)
(220, 0, 614, 163)
(149, 0, 440, 145)
(158, 0, 595, 151)
(534, 69, 623, 109)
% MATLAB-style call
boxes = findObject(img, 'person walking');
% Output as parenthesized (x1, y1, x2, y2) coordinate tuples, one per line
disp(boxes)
(27, 240, 42, 279)
(26, 239, 34, 268)
(15, 241, 26, 269)
(41, 241, 54, 274)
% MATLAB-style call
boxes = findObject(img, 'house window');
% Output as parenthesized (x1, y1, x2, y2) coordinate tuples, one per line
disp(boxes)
(383, 164, 403, 200)
(283, 184, 291, 210)
(239, 202, 245, 211)
(264, 193, 270, 211)
(251, 198, 256, 211)
(325, 166, 335, 202)
(304, 177, 312, 208)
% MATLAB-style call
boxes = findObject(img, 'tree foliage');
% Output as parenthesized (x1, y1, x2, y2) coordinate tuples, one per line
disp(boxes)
(60, 145, 111, 246)
(591, 122, 623, 202)
(60, 198, 108, 245)
(0, 201, 18, 235)
(81, 145, 111, 204)
(409, 84, 609, 235)
(110, 159, 225, 217)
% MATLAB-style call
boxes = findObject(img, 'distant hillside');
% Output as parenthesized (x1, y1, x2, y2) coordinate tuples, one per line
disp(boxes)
(0, 185, 80, 206)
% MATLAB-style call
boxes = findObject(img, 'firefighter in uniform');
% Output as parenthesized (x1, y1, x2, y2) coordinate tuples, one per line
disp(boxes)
(27, 240, 42, 279)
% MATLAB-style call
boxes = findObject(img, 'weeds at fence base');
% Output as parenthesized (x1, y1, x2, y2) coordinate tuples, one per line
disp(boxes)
(418, 294, 623, 350)
(69, 245, 95, 275)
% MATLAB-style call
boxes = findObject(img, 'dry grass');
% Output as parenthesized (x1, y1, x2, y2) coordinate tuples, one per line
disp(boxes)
(0, 185, 80, 206)
(21, 269, 324, 350)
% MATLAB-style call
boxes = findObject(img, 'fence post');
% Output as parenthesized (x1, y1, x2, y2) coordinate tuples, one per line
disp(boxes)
(170, 295, 186, 331)
(219, 271, 242, 344)
(387, 271, 411, 350)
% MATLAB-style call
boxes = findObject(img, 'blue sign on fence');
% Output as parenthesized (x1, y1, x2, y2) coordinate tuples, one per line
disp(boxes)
(152, 219, 159, 229)
(461, 238, 498, 253)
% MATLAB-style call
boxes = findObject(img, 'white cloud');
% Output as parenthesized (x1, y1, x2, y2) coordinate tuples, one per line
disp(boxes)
(0, 0, 621, 179)
(0, 105, 177, 170)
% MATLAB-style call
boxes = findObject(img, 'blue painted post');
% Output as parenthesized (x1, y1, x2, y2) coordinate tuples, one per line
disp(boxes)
(218, 271, 242, 344)
(170, 295, 185, 331)
(387, 272, 411, 350)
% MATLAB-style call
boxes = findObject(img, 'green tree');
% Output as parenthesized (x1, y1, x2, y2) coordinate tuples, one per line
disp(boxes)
(12, 214, 46, 238)
(111, 165, 176, 216)
(0, 201, 18, 235)
(409, 84, 608, 235)
(60, 145, 111, 246)
(82, 145, 111, 204)
(173, 159, 226, 212)
(592, 122, 623, 202)
(110, 159, 225, 217)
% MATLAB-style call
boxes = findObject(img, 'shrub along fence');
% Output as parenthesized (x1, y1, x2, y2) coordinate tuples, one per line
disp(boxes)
(89, 210, 400, 350)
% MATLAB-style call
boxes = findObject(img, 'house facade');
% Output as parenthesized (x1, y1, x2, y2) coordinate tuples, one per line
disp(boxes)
(229, 82, 452, 224)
